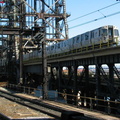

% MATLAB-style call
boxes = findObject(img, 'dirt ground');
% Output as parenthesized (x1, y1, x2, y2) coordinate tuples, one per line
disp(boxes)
(0, 82, 8, 87)
(0, 96, 54, 119)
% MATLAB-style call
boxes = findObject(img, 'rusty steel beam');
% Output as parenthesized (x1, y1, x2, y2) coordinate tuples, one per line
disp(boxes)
(0, 28, 35, 35)
(0, 29, 20, 35)
(46, 38, 66, 41)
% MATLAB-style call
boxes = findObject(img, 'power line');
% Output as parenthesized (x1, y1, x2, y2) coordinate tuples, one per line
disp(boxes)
(69, 11, 120, 29)
(68, 2, 120, 22)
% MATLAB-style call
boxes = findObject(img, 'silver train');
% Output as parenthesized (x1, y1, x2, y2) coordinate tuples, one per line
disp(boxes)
(24, 25, 119, 60)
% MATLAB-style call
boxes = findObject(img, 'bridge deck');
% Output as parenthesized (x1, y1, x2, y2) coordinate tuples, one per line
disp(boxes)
(23, 45, 120, 65)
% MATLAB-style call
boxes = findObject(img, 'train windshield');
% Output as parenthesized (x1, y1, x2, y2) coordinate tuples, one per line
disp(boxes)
(114, 29, 119, 36)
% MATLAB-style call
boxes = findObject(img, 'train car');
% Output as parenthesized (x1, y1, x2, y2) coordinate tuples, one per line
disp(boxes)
(60, 25, 119, 55)
(81, 31, 91, 47)
(90, 27, 101, 45)
(55, 42, 62, 54)
(46, 46, 51, 56)
(51, 44, 56, 55)
(62, 39, 70, 53)
(90, 25, 119, 45)
(23, 25, 119, 60)
(55, 39, 69, 55)
(46, 43, 55, 56)
(74, 35, 81, 49)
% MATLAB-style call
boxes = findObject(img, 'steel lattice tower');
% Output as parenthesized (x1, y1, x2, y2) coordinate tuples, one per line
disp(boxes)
(19, 0, 69, 41)
(0, 0, 69, 45)
(0, 0, 69, 84)
(32, 0, 69, 41)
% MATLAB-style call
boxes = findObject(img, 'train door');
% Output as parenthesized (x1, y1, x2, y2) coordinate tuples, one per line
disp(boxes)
(90, 30, 94, 45)
(60, 41, 64, 54)
(75, 35, 81, 49)
(54, 43, 58, 54)
(60, 41, 64, 53)
(113, 28, 119, 43)
(67, 38, 72, 51)
(82, 32, 89, 47)
(85, 32, 90, 46)
(101, 27, 107, 43)
(81, 34, 84, 47)
(94, 29, 100, 44)
(63, 40, 68, 52)
(46, 46, 50, 56)
(57, 42, 61, 54)
(108, 27, 113, 42)
(51, 44, 55, 55)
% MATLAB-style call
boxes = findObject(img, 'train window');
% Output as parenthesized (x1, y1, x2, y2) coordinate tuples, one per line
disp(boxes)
(99, 29, 101, 36)
(72, 38, 74, 44)
(114, 29, 119, 36)
(51, 45, 54, 50)
(76, 36, 79, 43)
(73, 37, 75, 44)
(108, 28, 113, 36)
(54, 44, 57, 49)
(85, 32, 89, 40)
(91, 31, 94, 38)
(81, 34, 84, 41)
(58, 43, 60, 48)
(102, 29, 107, 36)
(64, 41, 66, 47)
(61, 42, 63, 48)
(85, 35, 88, 40)
(47, 47, 49, 51)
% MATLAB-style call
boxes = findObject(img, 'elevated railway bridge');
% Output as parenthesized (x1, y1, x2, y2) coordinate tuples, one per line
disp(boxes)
(0, 0, 120, 117)
(23, 44, 120, 104)
(0, 0, 119, 102)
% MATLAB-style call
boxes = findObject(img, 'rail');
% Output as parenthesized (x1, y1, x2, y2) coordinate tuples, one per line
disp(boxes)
(6, 83, 120, 117)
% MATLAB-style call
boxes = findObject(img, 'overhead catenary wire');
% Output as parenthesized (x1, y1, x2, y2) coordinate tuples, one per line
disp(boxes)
(69, 11, 120, 29)
(68, 2, 120, 23)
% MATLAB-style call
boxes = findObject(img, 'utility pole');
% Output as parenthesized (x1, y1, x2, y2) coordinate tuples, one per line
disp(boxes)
(19, 1, 24, 84)
(19, 34, 23, 84)
(33, 27, 48, 99)
(41, 0, 48, 99)
(63, 0, 69, 39)
(42, 33, 48, 99)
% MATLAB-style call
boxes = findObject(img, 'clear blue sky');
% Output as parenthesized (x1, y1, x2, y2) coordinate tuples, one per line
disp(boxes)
(66, 0, 120, 38)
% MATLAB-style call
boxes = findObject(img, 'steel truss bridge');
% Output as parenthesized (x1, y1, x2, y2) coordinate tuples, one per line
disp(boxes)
(23, 44, 120, 101)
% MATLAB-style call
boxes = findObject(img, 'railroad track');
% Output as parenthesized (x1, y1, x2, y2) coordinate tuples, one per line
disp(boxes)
(0, 88, 102, 120)
(0, 89, 61, 119)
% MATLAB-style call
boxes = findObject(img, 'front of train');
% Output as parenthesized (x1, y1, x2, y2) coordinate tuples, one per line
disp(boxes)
(101, 25, 119, 45)
(113, 26, 120, 45)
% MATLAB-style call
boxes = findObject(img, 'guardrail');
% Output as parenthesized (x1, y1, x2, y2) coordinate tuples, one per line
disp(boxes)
(6, 83, 120, 116)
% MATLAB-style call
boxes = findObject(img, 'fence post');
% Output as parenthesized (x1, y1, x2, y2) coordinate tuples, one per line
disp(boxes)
(24, 86, 25, 93)
(107, 101, 111, 114)
(90, 98, 93, 110)
(28, 87, 30, 94)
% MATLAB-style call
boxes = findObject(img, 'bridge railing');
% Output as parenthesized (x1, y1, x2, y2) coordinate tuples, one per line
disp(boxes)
(6, 83, 120, 116)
